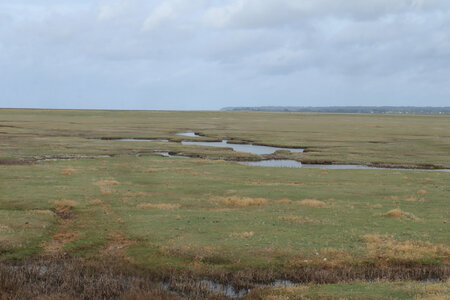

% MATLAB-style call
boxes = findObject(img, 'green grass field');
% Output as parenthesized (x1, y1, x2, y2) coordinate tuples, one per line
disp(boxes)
(0, 109, 449, 299)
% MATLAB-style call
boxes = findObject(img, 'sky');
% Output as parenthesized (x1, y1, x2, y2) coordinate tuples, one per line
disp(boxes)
(0, 0, 449, 110)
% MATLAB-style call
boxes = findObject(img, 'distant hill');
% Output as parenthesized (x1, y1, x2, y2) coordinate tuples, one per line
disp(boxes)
(221, 106, 450, 115)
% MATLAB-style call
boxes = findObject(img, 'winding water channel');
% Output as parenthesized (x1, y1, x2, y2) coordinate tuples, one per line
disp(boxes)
(117, 133, 450, 172)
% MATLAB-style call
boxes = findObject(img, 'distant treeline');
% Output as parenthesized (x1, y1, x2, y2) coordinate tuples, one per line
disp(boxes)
(221, 106, 450, 115)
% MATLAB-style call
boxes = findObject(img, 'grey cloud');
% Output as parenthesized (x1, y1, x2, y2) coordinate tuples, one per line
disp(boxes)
(1, 0, 450, 109)
(203, 0, 449, 29)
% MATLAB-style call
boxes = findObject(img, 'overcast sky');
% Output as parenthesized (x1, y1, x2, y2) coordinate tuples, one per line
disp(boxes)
(1, 0, 449, 110)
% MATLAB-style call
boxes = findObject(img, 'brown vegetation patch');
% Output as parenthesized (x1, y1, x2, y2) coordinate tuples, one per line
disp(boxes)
(137, 203, 180, 210)
(123, 191, 148, 197)
(0, 259, 181, 300)
(61, 167, 75, 175)
(95, 178, 120, 195)
(95, 179, 120, 186)
(89, 199, 103, 205)
(159, 245, 226, 264)
(297, 199, 326, 208)
(214, 196, 267, 207)
(405, 196, 425, 202)
(53, 200, 77, 220)
(42, 230, 79, 255)
(417, 189, 427, 196)
(275, 199, 292, 204)
(101, 233, 135, 259)
(371, 204, 383, 209)
(363, 234, 450, 263)
(382, 208, 418, 220)
(0, 257, 449, 299)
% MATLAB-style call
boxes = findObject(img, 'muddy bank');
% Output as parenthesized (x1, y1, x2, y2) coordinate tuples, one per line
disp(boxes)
(1, 258, 448, 299)
(0, 159, 34, 165)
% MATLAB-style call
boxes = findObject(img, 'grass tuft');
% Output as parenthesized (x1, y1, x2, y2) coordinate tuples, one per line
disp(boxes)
(383, 208, 418, 220)
(137, 203, 180, 210)
(61, 167, 75, 175)
(275, 199, 292, 204)
(53, 200, 77, 220)
(297, 199, 326, 208)
(96, 179, 120, 186)
(214, 196, 267, 207)
(90, 199, 103, 205)
(405, 196, 424, 202)
(417, 189, 427, 196)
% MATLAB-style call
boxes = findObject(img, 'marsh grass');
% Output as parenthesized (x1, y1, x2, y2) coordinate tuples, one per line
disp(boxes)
(1, 110, 450, 298)
(363, 234, 450, 264)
